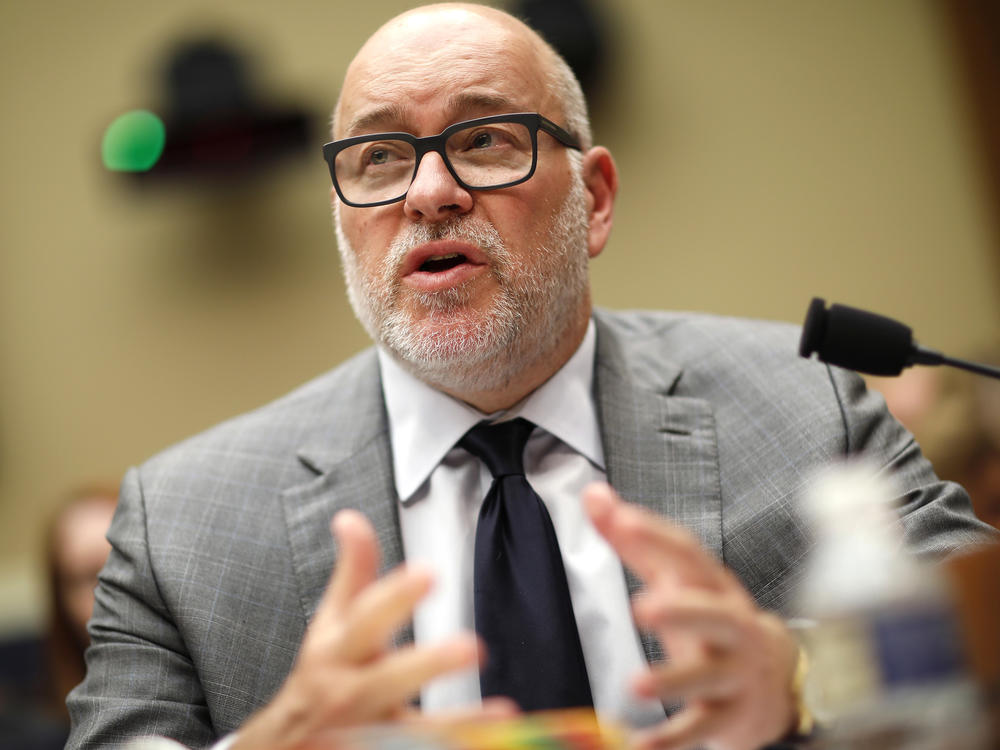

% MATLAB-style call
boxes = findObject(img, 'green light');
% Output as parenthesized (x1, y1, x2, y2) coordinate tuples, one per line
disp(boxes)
(101, 110, 166, 171)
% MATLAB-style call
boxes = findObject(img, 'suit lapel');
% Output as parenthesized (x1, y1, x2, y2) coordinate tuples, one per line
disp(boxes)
(279, 352, 412, 645)
(593, 312, 723, 664)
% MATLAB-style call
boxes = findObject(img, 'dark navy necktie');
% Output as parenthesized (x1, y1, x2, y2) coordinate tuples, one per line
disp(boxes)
(460, 418, 594, 710)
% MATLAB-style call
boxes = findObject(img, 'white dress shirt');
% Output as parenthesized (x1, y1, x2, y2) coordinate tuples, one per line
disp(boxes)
(380, 320, 666, 727)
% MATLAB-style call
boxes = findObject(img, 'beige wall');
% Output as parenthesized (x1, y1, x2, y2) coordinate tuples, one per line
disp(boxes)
(2, 0, 998, 634)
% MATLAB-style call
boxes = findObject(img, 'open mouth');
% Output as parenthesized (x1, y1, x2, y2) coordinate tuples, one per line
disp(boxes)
(401, 241, 487, 292)
(419, 253, 467, 273)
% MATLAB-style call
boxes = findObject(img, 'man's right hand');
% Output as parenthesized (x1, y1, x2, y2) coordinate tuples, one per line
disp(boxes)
(232, 509, 482, 750)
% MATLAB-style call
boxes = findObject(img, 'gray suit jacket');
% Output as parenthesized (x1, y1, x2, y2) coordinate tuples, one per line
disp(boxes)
(66, 309, 994, 749)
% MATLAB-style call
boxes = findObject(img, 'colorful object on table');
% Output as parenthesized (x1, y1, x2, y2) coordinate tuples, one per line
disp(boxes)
(101, 110, 166, 171)
(330, 709, 624, 750)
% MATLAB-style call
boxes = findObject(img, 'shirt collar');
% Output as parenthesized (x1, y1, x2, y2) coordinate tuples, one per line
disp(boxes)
(379, 318, 603, 502)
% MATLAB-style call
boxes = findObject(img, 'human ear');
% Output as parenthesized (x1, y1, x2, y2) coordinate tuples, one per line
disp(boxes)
(581, 147, 618, 259)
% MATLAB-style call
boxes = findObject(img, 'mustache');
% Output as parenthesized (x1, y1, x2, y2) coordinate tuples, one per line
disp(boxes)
(384, 216, 508, 275)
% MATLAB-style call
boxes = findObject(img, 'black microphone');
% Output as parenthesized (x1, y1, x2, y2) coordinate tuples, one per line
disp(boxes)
(798, 297, 1000, 380)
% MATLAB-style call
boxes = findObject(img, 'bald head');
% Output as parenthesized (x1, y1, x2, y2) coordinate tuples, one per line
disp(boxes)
(333, 3, 591, 149)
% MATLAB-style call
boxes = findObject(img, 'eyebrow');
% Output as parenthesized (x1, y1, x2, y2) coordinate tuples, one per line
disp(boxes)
(343, 91, 527, 138)
(447, 91, 522, 116)
(343, 103, 410, 137)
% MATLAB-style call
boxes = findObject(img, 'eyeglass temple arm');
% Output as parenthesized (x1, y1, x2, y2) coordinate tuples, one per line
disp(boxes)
(539, 117, 582, 151)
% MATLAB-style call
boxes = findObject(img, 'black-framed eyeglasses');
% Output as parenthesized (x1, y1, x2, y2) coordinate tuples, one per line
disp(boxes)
(322, 112, 582, 208)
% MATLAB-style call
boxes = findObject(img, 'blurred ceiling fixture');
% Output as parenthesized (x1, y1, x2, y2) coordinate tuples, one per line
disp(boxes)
(510, 0, 608, 102)
(130, 36, 313, 182)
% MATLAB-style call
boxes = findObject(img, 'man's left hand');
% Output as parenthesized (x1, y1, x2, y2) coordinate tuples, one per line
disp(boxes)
(583, 483, 800, 750)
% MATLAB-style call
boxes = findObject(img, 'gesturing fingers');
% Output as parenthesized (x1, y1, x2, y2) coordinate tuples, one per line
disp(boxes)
(356, 636, 481, 714)
(309, 511, 436, 664)
(584, 483, 801, 750)
(630, 593, 756, 706)
(270, 634, 482, 748)
(633, 655, 742, 704)
(632, 589, 752, 649)
(236, 510, 491, 750)
(335, 563, 434, 663)
(321, 510, 381, 618)
(583, 482, 742, 594)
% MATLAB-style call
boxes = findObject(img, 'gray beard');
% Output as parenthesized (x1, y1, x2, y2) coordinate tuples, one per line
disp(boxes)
(334, 175, 590, 395)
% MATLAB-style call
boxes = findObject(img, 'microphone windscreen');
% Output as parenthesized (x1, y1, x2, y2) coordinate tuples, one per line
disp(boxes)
(799, 298, 914, 376)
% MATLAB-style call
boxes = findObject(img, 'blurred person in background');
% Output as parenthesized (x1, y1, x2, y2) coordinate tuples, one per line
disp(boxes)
(0, 484, 117, 749)
(869, 347, 1000, 529)
(45, 485, 118, 723)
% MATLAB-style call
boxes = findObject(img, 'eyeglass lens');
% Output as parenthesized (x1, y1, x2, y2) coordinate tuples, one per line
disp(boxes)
(334, 121, 534, 205)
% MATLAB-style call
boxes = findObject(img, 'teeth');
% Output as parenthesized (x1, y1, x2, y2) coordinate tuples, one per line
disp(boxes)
(428, 253, 461, 261)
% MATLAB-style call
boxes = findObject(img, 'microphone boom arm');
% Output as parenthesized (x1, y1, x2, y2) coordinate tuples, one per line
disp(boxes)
(800, 297, 1000, 382)
(914, 346, 1000, 380)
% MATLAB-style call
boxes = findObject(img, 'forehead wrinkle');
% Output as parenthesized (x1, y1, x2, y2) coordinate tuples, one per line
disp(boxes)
(339, 90, 534, 142)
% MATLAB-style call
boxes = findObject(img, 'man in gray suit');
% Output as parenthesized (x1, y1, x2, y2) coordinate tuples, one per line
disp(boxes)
(68, 4, 994, 750)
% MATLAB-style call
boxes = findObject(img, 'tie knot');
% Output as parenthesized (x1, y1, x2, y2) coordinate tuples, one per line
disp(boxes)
(459, 418, 535, 478)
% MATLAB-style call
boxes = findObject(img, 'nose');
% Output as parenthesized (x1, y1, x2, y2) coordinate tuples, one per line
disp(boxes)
(402, 151, 473, 222)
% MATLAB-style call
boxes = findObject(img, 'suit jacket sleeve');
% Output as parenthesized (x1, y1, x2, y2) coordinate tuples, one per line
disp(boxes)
(826, 360, 992, 559)
(67, 467, 216, 749)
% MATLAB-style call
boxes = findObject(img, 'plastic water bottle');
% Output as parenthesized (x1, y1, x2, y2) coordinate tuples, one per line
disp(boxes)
(795, 461, 989, 749)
